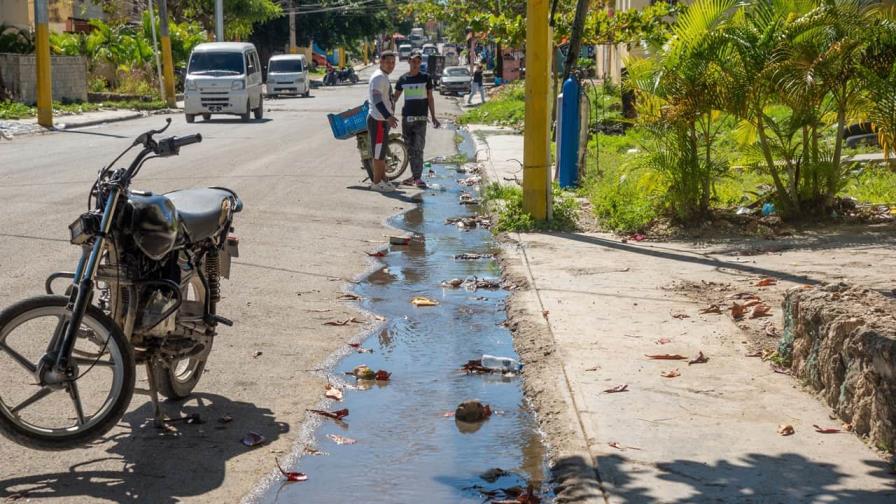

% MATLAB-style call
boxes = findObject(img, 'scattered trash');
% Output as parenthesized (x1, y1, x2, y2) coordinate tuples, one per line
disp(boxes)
(429, 183, 445, 191)
(241, 431, 266, 447)
(350, 365, 377, 380)
(762, 202, 776, 216)
(375, 370, 391, 381)
(480, 467, 510, 483)
(253, 351, 263, 358)
(411, 296, 439, 306)
(454, 253, 494, 261)
(163, 413, 203, 425)
(326, 434, 357, 445)
(585, 365, 599, 372)
(542, 310, 550, 319)
(660, 369, 681, 378)
(771, 364, 791, 374)
(736, 206, 755, 216)
(275, 459, 309, 482)
(219, 415, 233, 424)
(656, 338, 672, 345)
(777, 424, 795, 436)
(324, 317, 362, 326)
(756, 277, 777, 287)
(459, 193, 479, 205)
(458, 175, 482, 186)
(455, 400, 492, 422)
(481, 354, 523, 373)
(307, 408, 349, 421)
(671, 312, 690, 319)
(745, 350, 764, 357)
(603, 384, 629, 393)
(765, 323, 779, 338)
(812, 424, 843, 434)
(442, 278, 464, 288)
(608, 441, 642, 451)
(338, 293, 361, 301)
(347, 342, 373, 353)
(631, 233, 646, 242)
(325, 384, 344, 401)
(730, 302, 747, 320)
(688, 352, 709, 365)
(699, 304, 722, 314)
(389, 236, 411, 245)
(365, 250, 387, 257)
(645, 354, 688, 360)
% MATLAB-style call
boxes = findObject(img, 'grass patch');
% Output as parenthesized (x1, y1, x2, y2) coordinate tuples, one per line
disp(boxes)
(842, 166, 896, 204)
(0, 99, 168, 120)
(483, 182, 579, 233)
(457, 81, 525, 129)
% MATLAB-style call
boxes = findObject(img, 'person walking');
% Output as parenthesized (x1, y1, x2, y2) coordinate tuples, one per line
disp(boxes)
(367, 51, 400, 192)
(394, 50, 440, 189)
(467, 64, 486, 105)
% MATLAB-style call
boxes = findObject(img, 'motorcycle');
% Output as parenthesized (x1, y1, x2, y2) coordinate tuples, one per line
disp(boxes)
(0, 119, 242, 450)
(324, 66, 359, 86)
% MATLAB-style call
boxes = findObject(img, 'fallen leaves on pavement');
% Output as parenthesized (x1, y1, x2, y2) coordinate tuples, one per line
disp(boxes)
(777, 424, 795, 436)
(645, 354, 688, 360)
(275, 459, 309, 482)
(326, 434, 357, 445)
(603, 384, 629, 393)
(756, 278, 778, 287)
(771, 364, 791, 375)
(306, 408, 349, 421)
(337, 293, 361, 301)
(745, 350, 764, 357)
(365, 250, 387, 257)
(688, 352, 709, 365)
(671, 312, 690, 319)
(323, 317, 362, 326)
(699, 304, 722, 315)
(813, 424, 842, 434)
(750, 304, 772, 318)
(656, 338, 672, 345)
(660, 369, 681, 378)
(730, 303, 747, 320)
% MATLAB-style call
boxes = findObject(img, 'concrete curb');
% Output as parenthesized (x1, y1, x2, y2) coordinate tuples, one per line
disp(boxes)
(3, 109, 175, 138)
(468, 125, 607, 504)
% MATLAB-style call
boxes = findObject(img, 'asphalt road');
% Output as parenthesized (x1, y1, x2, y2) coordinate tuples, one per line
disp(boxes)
(0, 62, 463, 502)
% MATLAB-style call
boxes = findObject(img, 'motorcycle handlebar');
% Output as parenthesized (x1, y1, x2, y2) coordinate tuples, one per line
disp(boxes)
(173, 134, 203, 148)
(155, 134, 202, 157)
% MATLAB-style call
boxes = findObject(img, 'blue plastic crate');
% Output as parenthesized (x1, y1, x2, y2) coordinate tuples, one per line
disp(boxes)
(328, 101, 369, 139)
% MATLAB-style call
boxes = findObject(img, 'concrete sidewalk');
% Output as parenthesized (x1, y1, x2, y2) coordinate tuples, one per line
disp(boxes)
(0, 108, 172, 137)
(471, 128, 896, 503)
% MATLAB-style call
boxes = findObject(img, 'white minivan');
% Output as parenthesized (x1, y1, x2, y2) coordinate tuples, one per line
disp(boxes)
(184, 42, 264, 123)
(265, 54, 310, 98)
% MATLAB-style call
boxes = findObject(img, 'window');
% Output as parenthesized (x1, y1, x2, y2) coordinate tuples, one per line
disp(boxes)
(269, 59, 304, 73)
(246, 52, 257, 75)
(188, 52, 245, 75)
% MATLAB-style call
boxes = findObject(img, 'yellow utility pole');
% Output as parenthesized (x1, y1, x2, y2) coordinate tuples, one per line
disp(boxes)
(523, 0, 552, 220)
(34, 0, 52, 127)
(157, 0, 176, 108)
(339, 47, 346, 68)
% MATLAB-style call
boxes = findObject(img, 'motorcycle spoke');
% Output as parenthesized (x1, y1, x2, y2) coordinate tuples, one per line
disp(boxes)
(0, 342, 37, 374)
(11, 386, 54, 414)
(67, 381, 86, 426)
(72, 356, 115, 368)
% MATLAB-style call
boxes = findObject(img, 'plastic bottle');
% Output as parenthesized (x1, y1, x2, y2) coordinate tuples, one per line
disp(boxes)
(429, 183, 445, 191)
(481, 354, 523, 373)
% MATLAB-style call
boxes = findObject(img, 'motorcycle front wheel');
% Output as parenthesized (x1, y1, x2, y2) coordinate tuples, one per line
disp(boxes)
(0, 296, 135, 450)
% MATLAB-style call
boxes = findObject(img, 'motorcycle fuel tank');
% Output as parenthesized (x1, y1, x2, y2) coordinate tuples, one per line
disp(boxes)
(124, 192, 179, 260)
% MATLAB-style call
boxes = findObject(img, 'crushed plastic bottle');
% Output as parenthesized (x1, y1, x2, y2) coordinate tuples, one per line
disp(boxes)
(429, 183, 445, 192)
(481, 354, 523, 373)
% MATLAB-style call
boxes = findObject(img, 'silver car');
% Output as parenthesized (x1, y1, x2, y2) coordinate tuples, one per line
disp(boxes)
(440, 66, 471, 96)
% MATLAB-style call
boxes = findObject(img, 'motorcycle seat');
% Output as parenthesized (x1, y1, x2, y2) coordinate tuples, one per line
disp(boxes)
(165, 188, 241, 242)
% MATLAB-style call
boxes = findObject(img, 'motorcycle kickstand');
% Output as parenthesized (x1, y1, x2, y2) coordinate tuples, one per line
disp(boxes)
(145, 358, 165, 428)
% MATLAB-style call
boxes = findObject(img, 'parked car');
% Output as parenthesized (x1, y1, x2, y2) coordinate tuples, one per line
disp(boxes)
(422, 43, 439, 57)
(398, 43, 413, 60)
(184, 42, 264, 123)
(266, 54, 310, 98)
(440, 66, 472, 96)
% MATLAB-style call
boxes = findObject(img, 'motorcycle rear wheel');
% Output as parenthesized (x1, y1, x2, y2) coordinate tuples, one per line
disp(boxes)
(0, 296, 135, 450)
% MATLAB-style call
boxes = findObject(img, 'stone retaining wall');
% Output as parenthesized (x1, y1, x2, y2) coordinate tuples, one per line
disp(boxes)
(0, 53, 88, 104)
(780, 284, 896, 452)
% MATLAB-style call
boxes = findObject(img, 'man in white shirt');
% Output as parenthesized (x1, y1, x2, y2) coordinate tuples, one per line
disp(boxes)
(367, 51, 400, 191)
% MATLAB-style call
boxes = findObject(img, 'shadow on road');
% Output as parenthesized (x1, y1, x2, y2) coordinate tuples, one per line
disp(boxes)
(0, 393, 288, 503)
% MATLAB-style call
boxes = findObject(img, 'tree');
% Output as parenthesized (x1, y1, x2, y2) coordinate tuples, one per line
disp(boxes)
(166, 0, 281, 40)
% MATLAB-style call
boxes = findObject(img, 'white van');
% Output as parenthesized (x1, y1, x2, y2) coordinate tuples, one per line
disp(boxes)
(265, 54, 310, 98)
(184, 42, 264, 123)
(398, 43, 413, 61)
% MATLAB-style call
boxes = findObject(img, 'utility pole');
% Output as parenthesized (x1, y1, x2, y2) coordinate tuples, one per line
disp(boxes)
(147, 0, 165, 102)
(563, 0, 591, 82)
(289, 0, 298, 53)
(157, 0, 176, 108)
(33, 0, 52, 127)
(215, 0, 224, 42)
(523, 0, 552, 220)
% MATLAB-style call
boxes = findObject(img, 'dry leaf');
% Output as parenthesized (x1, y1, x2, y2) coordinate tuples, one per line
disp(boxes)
(307, 408, 349, 421)
(812, 424, 842, 434)
(411, 296, 439, 306)
(756, 278, 778, 287)
(699, 304, 722, 315)
(688, 352, 709, 365)
(777, 424, 795, 436)
(603, 384, 629, 393)
(730, 303, 746, 320)
(324, 319, 351, 326)
(324, 384, 343, 401)
(750, 304, 772, 318)
(765, 324, 779, 338)
(671, 313, 690, 319)
(252, 351, 263, 358)
(275, 459, 309, 482)
(771, 364, 790, 375)
(338, 293, 361, 301)
(306, 308, 332, 313)
(660, 369, 681, 378)
(585, 366, 599, 372)
(743, 299, 763, 308)
(365, 250, 387, 257)
(608, 441, 624, 450)
(745, 350, 764, 357)
(656, 337, 672, 345)
(241, 431, 266, 447)
(326, 434, 357, 445)
(542, 310, 550, 319)
(645, 354, 688, 360)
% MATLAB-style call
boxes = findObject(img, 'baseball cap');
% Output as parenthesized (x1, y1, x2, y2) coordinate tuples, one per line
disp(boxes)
(409, 49, 423, 60)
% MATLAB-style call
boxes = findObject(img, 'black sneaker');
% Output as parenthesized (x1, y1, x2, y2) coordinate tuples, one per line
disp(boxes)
(401, 177, 416, 186)
(414, 178, 429, 189)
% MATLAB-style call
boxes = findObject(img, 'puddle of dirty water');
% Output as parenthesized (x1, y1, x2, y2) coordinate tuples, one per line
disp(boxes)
(255, 158, 550, 503)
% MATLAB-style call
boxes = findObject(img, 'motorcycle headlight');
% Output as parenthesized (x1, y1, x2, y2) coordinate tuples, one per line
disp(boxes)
(231, 80, 245, 90)
(185, 80, 197, 91)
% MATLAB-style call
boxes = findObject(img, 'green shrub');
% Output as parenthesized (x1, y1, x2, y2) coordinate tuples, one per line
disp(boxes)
(483, 182, 579, 233)
(0, 100, 33, 120)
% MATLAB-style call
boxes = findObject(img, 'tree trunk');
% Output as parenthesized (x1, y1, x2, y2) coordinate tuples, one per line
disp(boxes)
(828, 102, 847, 207)
(756, 112, 796, 213)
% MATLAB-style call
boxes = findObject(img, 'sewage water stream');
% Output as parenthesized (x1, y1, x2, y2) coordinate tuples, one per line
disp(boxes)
(256, 151, 550, 502)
